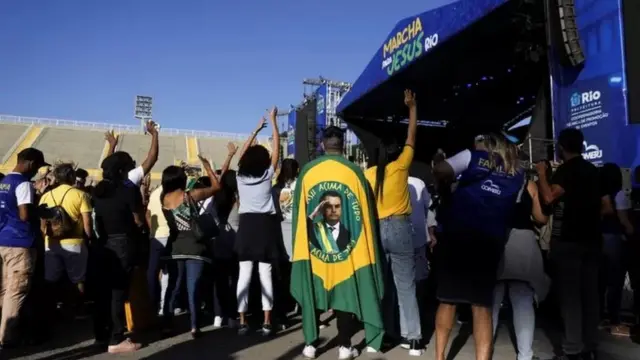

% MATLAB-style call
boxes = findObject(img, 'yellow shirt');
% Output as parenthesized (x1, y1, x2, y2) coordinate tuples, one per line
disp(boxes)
(147, 186, 171, 238)
(39, 184, 92, 246)
(365, 145, 414, 218)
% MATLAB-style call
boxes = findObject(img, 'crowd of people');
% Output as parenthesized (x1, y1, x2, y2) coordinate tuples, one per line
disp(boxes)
(0, 90, 638, 360)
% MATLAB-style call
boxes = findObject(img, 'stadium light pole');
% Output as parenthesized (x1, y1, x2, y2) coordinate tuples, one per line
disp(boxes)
(134, 95, 153, 132)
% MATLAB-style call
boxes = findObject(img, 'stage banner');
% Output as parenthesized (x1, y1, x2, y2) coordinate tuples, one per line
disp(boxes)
(315, 85, 328, 155)
(287, 111, 296, 157)
(551, 0, 632, 168)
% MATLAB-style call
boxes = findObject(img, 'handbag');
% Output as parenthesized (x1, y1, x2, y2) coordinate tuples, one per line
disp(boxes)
(187, 193, 220, 240)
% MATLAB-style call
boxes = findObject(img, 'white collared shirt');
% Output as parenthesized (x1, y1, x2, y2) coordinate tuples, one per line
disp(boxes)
(326, 221, 341, 240)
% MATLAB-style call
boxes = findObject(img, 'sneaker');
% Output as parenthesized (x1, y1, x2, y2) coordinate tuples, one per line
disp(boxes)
(213, 316, 223, 328)
(237, 324, 250, 335)
(107, 339, 141, 354)
(610, 324, 631, 337)
(261, 323, 272, 336)
(338, 346, 359, 359)
(400, 337, 410, 349)
(302, 345, 317, 359)
(408, 339, 424, 356)
(174, 308, 185, 316)
(365, 346, 378, 353)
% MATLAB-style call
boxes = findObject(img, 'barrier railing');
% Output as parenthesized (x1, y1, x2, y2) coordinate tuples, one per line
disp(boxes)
(0, 114, 267, 141)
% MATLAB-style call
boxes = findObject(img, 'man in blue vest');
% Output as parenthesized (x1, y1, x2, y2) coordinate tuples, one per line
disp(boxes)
(0, 148, 49, 348)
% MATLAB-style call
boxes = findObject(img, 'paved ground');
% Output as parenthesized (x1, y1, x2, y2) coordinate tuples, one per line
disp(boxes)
(6, 313, 640, 360)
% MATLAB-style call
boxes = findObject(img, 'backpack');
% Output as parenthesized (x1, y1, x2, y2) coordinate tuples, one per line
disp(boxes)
(45, 188, 75, 239)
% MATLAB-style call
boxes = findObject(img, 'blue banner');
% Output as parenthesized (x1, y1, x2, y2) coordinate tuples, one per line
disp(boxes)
(287, 111, 296, 157)
(315, 85, 327, 155)
(338, 0, 508, 114)
(551, 0, 631, 168)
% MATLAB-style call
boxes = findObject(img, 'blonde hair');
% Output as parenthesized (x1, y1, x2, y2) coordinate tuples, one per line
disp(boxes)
(476, 133, 520, 175)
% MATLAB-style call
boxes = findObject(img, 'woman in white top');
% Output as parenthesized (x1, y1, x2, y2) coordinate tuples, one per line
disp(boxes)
(234, 108, 281, 336)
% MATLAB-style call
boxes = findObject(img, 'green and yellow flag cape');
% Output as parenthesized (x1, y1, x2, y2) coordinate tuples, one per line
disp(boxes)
(290, 155, 384, 349)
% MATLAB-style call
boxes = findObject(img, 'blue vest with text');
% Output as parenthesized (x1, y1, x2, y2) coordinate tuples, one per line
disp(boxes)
(445, 150, 524, 240)
(0, 173, 35, 248)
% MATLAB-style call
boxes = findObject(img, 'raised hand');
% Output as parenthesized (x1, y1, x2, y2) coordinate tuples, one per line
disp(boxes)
(198, 154, 211, 168)
(227, 142, 238, 156)
(256, 117, 267, 132)
(105, 130, 118, 147)
(146, 120, 159, 135)
(404, 89, 416, 108)
(269, 106, 278, 120)
(309, 200, 328, 219)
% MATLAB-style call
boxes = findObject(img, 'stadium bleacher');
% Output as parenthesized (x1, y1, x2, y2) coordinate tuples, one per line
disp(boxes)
(0, 123, 28, 163)
(0, 115, 270, 182)
(32, 127, 106, 169)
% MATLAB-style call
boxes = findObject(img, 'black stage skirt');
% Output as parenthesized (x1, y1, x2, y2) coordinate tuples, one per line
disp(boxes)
(235, 213, 285, 263)
(436, 230, 505, 307)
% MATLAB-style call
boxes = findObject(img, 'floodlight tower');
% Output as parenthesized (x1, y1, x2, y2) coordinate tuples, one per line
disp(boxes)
(134, 95, 153, 132)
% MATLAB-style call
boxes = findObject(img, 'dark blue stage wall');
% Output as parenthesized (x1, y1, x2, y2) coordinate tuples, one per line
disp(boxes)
(287, 111, 296, 157)
(551, 0, 633, 169)
(315, 84, 327, 155)
(337, 0, 509, 114)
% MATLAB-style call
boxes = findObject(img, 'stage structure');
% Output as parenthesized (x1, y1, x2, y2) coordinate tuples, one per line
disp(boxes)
(302, 77, 359, 157)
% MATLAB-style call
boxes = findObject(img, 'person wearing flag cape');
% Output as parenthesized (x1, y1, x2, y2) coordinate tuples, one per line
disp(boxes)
(291, 126, 385, 359)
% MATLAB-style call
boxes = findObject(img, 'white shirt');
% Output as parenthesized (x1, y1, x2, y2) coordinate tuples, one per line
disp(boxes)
(237, 165, 276, 214)
(615, 190, 631, 210)
(327, 221, 341, 240)
(408, 176, 431, 248)
(445, 149, 472, 177)
(9, 172, 33, 206)
(128, 166, 145, 186)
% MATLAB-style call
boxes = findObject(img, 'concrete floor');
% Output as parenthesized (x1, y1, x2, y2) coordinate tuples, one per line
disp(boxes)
(7, 314, 640, 360)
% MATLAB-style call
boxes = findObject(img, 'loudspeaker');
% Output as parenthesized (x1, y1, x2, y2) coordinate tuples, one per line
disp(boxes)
(622, 0, 640, 124)
(556, 0, 585, 66)
(294, 98, 317, 167)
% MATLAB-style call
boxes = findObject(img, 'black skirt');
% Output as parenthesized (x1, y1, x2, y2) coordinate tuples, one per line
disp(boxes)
(435, 230, 505, 307)
(235, 213, 285, 262)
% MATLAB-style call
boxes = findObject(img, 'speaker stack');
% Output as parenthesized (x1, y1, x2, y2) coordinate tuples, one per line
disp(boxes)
(555, 0, 585, 67)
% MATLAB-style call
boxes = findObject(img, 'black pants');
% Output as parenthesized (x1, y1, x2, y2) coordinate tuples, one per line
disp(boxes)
(92, 236, 135, 345)
(212, 258, 238, 319)
(551, 242, 600, 355)
(272, 260, 294, 324)
(313, 310, 358, 348)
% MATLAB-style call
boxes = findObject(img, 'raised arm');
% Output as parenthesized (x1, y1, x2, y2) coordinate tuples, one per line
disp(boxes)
(105, 130, 118, 157)
(140, 120, 160, 176)
(238, 117, 267, 162)
(269, 106, 280, 169)
(220, 142, 238, 177)
(404, 89, 418, 148)
(190, 154, 221, 202)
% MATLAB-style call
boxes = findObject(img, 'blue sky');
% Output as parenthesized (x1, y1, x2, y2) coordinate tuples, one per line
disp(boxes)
(0, 0, 455, 134)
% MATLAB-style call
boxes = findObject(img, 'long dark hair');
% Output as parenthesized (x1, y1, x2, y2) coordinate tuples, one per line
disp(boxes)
(276, 159, 299, 189)
(94, 152, 132, 198)
(215, 170, 238, 224)
(371, 142, 402, 201)
(161, 166, 187, 196)
(238, 145, 271, 178)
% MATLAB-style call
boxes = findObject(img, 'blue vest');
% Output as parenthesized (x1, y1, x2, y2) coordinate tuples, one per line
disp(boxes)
(444, 150, 525, 240)
(0, 173, 35, 248)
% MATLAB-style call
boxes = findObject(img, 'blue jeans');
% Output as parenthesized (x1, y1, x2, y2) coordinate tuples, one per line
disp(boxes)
(380, 216, 421, 341)
(147, 237, 169, 312)
(493, 281, 535, 360)
(168, 259, 205, 329)
(602, 233, 626, 324)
